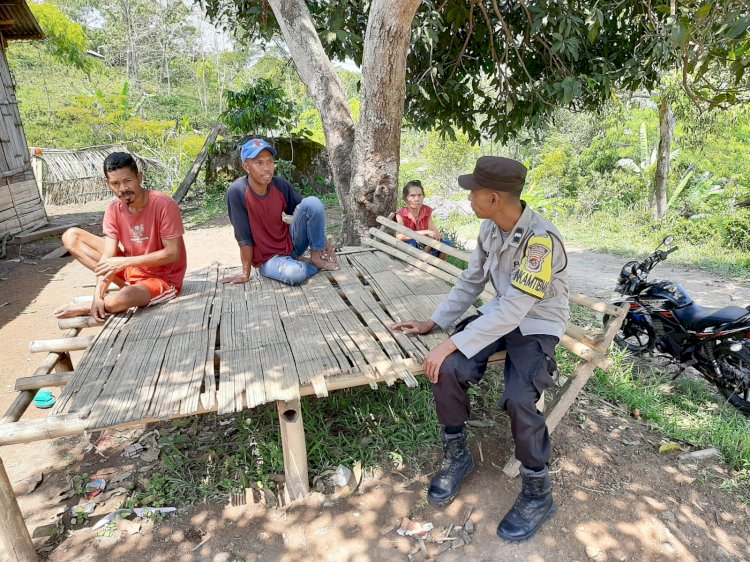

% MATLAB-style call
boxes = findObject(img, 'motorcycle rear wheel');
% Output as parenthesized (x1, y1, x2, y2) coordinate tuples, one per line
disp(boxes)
(714, 346, 750, 415)
(604, 312, 655, 353)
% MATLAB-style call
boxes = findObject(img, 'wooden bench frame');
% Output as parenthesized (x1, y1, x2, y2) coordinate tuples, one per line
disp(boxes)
(0, 223, 626, 561)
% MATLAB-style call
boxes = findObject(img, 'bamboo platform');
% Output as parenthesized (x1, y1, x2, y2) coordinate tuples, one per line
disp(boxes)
(0, 225, 627, 561)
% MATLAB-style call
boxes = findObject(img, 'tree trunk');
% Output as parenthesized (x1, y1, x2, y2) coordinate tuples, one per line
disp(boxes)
(267, 0, 420, 244)
(267, 0, 356, 234)
(346, 0, 421, 242)
(654, 97, 673, 220)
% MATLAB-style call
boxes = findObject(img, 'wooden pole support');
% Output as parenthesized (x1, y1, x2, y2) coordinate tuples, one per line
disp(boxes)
(0, 392, 35, 425)
(28, 336, 94, 354)
(363, 238, 495, 302)
(375, 215, 471, 262)
(368, 227, 465, 278)
(276, 400, 309, 502)
(0, 455, 38, 562)
(569, 293, 621, 316)
(14, 371, 73, 392)
(0, 415, 88, 447)
(57, 316, 102, 330)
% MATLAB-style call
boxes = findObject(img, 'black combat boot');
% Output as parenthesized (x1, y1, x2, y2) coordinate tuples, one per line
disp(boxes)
(427, 431, 475, 505)
(496, 465, 555, 542)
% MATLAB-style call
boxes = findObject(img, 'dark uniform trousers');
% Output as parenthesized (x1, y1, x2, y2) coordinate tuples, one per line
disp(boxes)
(433, 315, 559, 468)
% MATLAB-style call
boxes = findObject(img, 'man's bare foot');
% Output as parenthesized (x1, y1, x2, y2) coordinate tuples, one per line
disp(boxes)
(53, 302, 92, 319)
(310, 251, 340, 271)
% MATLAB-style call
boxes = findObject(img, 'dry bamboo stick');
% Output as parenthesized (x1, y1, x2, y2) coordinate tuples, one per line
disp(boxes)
(15, 371, 74, 392)
(375, 215, 471, 262)
(0, 392, 35, 426)
(569, 292, 621, 316)
(363, 238, 495, 302)
(368, 227, 464, 277)
(559, 334, 613, 371)
(57, 316, 102, 330)
(28, 336, 94, 354)
(364, 237, 456, 283)
(565, 323, 605, 353)
(0, 414, 88, 446)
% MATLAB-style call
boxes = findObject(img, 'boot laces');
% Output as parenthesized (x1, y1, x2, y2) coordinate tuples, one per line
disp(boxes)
(509, 491, 540, 519)
(436, 438, 467, 476)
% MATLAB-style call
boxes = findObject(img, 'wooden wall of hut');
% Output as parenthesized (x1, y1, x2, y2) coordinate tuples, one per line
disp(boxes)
(0, 39, 47, 236)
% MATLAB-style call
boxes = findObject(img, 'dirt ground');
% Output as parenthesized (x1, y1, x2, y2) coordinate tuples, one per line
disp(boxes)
(1, 202, 749, 562)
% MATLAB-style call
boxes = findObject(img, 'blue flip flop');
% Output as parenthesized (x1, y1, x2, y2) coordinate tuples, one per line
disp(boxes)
(33, 390, 55, 409)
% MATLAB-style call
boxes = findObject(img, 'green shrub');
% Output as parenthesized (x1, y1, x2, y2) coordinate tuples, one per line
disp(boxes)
(719, 210, 750, 251)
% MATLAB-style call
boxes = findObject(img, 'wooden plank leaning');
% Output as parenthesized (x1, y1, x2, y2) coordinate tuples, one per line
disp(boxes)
(0, 456, 37, 562)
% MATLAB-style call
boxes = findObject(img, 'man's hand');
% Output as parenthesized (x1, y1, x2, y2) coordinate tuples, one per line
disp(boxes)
(90, 297, 107, 323)
(94, 256, 129, 278)
(219, 272, 251, 284)
(423, 338, 458, 384)
(390, 319, 436, 335)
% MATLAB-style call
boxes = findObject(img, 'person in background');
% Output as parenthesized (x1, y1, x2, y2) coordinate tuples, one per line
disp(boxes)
(394, 179, 451, 260)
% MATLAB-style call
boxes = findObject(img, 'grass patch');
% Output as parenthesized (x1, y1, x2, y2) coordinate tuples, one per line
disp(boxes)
(584, 347, 750, 484)
(128, 381, 442, 507)
(556, 210, 750, 281)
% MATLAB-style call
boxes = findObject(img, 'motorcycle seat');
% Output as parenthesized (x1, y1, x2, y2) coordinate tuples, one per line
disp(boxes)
(673, 304, 749, 332)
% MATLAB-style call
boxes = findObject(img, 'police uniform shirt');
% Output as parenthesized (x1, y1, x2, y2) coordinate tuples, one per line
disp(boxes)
(431, 203, 570, 359)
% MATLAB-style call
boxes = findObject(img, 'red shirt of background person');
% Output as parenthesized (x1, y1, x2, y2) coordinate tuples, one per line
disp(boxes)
(394, 179, 449, 260)
(54, 152, 187, 323)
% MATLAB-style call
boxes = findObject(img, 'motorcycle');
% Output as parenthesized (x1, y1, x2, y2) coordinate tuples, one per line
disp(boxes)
(605, 236, 750, 415)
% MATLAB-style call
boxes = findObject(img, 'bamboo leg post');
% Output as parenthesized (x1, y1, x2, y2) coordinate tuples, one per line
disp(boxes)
(1, 392, 35, 425)
(55, 353, 74, 372)
(0, 455, 38, 562)
(3, 329, 80, 424)
(276, 400, 309, 502)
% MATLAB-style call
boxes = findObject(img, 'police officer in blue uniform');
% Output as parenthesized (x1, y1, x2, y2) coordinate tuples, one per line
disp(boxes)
(391, 156, 569, 543)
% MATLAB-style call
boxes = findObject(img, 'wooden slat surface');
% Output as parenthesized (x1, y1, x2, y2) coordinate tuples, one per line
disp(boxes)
(51, 253, 465, 430)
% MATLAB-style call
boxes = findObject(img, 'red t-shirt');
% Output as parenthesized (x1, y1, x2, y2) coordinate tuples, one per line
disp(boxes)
(245, 184, 293, 267)
(102, 190, 187, 291)
(396, 205, 433, 232)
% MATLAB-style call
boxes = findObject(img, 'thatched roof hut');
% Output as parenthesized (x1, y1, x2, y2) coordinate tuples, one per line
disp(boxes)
(31, 145, 168, 205)
(0, 1, 46, 237)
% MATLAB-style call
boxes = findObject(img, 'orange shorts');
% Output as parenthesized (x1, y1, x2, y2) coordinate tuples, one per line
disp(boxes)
(124, 267, 177, 306)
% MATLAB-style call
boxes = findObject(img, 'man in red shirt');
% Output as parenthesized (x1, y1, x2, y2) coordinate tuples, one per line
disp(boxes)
(221, 138, 338, 286)
(53, 152, 187, 322)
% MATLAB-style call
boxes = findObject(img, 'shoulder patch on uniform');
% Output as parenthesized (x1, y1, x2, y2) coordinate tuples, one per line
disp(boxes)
(511, 234, 553, 299)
